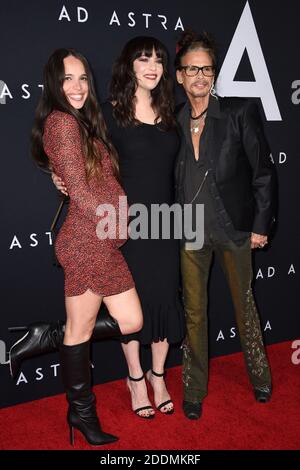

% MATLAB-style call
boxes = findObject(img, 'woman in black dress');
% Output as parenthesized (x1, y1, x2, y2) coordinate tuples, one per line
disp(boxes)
(54, 37, 185, 418)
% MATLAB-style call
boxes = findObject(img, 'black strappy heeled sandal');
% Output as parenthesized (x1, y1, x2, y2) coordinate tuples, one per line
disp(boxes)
(146, 370, 174, 415)
(126, 374, 155, 419)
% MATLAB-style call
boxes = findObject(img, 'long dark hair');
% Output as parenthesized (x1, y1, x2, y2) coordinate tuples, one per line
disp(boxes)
(31, 48, 119, 180)
(109, 36, 176, 129)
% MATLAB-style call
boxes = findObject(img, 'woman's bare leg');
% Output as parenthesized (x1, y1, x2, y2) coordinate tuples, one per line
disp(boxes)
(104, 288, 153, 417)
(64, 290, 103, 345)
(64, 286, 143, 345)
(121, 341, 155, 417)
(103, 287, 143, 336)
(147, 339, 173, 413)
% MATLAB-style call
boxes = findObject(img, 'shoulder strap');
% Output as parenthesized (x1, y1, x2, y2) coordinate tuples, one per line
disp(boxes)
(50, 195, 67, 232)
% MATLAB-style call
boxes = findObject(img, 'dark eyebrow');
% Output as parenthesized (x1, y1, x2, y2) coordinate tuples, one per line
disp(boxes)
(188, 64, 213, 67)
(64, 73, 88, 77)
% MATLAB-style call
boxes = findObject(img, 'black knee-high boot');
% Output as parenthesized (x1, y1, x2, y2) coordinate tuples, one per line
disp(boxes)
(9, 310, 121, 379)
(60, 340, 118, 446)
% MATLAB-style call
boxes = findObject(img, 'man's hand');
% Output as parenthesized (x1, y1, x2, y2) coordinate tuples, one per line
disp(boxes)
(251, 233, 268, 249)
(51, 172, 68, 196)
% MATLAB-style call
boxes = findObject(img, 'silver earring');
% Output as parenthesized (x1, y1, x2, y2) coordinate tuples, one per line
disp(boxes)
(210, 82, 218, 99)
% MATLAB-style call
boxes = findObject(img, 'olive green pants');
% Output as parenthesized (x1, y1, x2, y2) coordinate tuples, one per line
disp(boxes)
(181, 237, 271, 403)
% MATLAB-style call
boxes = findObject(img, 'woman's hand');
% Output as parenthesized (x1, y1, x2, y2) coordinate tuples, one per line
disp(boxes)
(51, 172, 68, 196)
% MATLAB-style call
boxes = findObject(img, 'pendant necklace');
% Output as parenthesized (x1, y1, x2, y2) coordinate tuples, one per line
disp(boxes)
(190, 107, 208, 134)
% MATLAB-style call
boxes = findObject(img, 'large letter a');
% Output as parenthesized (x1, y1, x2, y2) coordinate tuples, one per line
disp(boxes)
(216, 1, 281, 121)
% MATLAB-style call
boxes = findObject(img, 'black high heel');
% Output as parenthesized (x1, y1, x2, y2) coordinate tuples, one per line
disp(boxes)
(60, 341, 118, 446)
(8, 326, 28, 332)
(8, 321, 65, 379)
(126, 374, 155, 419)
(8, 328, 30, 378)
(69, 425, 75, 446)
(8, 310, 122, 380)
(67, 411, 118, 446)
(146, 370, 174, 415)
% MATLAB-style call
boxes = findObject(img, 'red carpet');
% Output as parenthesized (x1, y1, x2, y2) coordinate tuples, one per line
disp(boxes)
(0, 341, 299, 450)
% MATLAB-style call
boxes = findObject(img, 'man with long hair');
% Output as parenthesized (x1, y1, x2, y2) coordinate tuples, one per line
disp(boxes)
(175, 31, 276, 420)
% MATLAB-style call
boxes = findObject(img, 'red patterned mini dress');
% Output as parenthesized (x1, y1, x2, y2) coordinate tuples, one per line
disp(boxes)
(43, 110, 134, 297)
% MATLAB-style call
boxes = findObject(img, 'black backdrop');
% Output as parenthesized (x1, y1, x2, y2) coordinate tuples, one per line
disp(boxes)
(0, 0, 299, 408)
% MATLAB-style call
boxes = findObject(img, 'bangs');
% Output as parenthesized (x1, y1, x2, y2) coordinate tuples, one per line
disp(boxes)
(130, 37, 168, 63)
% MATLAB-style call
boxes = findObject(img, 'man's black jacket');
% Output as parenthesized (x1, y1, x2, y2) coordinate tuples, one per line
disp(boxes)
(175, 97, 277, 234)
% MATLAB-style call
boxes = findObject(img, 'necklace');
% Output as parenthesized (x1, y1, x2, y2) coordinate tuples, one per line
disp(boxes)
(190, 107, 208, 134)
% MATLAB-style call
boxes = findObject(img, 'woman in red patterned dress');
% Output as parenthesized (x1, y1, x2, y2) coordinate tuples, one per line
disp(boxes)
(14, 49, 143, 446)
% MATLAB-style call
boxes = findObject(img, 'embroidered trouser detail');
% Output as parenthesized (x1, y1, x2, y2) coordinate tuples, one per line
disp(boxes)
(242, 286, 270, 381)
(181, 237, 271, 403)
(182, 341, 194, 388)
